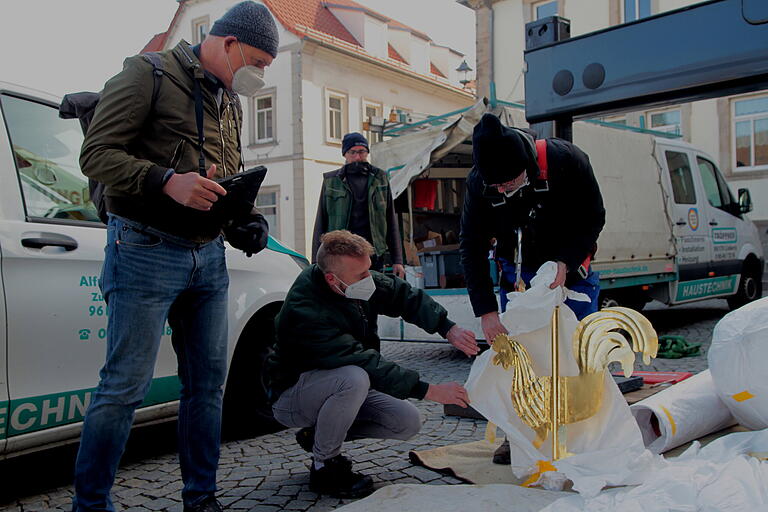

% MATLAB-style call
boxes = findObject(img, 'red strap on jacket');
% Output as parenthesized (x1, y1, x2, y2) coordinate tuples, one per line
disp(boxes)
(536, 139, 548, 180)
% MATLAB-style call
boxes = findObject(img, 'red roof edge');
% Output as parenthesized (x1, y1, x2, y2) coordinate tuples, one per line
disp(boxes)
(140, 1, 185, 54)
(430, 62, 446, 78)
(388, 43, 408, 64)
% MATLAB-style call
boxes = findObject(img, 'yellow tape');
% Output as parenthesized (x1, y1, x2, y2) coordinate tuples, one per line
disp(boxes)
(485, 422, 497, 444)
(732, 390, 755, 402)
(660, 406, 677, 437)
(522, 459, 558, 487)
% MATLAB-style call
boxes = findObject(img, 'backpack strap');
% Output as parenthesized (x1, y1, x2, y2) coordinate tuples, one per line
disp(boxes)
(141, 52, 164, 108)
(533, 139, 549, 192)
(535, 139, 548, 180)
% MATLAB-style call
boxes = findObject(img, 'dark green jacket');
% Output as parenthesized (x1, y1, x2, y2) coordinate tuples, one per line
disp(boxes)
(80, 41, 242, 242)
(268, 265, 456, 400)
(312, 165, 400, 260)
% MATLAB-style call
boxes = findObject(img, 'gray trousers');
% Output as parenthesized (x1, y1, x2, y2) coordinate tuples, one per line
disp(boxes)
(272, 366, 422, 461)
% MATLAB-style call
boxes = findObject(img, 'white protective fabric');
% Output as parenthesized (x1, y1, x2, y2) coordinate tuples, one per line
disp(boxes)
(630, 370, 736, 454)
(540, 429, 768, 511)
(465, 262, 647, 495)
(709, 296, 768, 430)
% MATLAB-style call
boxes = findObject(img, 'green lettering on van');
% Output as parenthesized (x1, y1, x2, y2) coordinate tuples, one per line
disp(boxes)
(4, 375, 181, 437)
(675, 275, 738, 302)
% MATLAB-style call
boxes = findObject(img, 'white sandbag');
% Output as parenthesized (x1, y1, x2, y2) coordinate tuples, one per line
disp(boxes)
(630, 370, 736, 454)
(709, 296, 768, 430)
(465, 262, 648, 495)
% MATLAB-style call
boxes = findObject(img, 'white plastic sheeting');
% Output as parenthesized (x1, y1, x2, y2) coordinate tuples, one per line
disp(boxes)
(464, 262, 647, 494)
(709, 296, 768, 430)
(541, 429, 768, 511)
(630, 370, 736, 454)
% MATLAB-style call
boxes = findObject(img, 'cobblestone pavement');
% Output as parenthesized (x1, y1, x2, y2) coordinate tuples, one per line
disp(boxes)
(0, 298, 734, 512)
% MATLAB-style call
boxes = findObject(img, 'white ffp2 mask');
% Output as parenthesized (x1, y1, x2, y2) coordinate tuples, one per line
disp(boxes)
(335, 274, 376, 301)
(228, 42, 265, 96)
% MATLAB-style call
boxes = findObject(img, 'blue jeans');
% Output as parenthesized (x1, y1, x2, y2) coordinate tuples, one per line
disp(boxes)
(73, 215, 229, 512)
(498, 259, 600, 321)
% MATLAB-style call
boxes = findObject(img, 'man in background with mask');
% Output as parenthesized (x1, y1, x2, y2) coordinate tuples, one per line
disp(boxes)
(73, 3, 277, 511)
(459, 113, 605, 464)
(312, 132, 406, 278)
(268, 230, 478, 498)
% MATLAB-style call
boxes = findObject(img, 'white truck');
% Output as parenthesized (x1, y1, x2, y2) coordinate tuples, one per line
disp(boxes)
(373, 103, 764, 342)
(0, 82, 304, 458)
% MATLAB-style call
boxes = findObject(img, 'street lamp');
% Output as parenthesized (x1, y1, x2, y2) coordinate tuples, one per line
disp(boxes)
(456, 59, 473, 89)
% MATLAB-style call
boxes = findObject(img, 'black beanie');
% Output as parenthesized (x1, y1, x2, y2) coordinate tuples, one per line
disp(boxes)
(210, 1, 279, 58)
(472, 113, 538, 185)
(342, 132, 369, 155)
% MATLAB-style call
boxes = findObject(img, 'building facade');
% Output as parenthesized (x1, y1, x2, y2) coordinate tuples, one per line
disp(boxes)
(144, 0, 474, 254)
(461, 0, 768, 232)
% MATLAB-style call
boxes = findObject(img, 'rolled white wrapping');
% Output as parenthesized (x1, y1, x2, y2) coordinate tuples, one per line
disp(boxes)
(709, 296, 768, 430)
(630, 370, 736, 454)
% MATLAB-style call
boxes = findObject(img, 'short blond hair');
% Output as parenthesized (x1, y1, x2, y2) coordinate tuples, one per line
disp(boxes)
(317, 230, 374, 273)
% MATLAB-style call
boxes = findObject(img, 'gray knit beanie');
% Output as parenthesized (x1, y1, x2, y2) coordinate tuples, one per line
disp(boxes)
(210, 1, 279, 58)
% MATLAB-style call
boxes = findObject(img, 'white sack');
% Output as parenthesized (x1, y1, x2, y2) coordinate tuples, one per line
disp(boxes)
(630, 370, 736, 454)
(709, 296, 768, 430)
(465, 262, 647, 496)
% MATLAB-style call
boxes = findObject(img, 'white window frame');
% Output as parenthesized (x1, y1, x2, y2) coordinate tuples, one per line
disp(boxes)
(191, 16, 210, 45)
(604, 115, 627, 126)
(646, 108, 681, 135)
(256, 186, 280, 240)
(362, 99, 383, 144)
(622, 0, 652, 22)
(532, 0, 558, 20)
(249, 89, 276, 145)
(325, 89, 348, 145)
(732, 93, 768, 172)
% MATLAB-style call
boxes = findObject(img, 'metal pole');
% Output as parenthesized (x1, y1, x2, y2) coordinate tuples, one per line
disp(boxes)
(550, 305, 561, 460)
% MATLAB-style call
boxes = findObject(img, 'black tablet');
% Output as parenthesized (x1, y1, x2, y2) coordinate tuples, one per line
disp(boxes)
(211, 166, 268, 220)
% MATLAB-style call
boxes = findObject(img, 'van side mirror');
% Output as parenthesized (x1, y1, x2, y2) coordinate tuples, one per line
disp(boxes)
(738, 188, 753, 214)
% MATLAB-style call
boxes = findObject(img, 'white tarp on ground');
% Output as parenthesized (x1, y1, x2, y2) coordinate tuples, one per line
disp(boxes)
(337, 431, 768, 511)
(631, 370, 737, 454)
(709, 296, 768, 430)
(541, 429, 768, 511)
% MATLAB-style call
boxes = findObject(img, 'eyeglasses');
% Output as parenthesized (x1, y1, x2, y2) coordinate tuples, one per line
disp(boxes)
(347, 149, 369, 156)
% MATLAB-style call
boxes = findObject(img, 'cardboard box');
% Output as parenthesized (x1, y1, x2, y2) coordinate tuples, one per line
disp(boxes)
(415, 231, 442, 251)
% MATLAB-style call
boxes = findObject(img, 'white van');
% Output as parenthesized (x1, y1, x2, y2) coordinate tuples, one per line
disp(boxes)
(0, 82, 304, 458)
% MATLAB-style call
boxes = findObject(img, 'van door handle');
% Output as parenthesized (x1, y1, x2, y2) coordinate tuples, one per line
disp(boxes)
(22, 235, 78, 251)
(709, 220, 719, 226)
(676, 220, 687, 225)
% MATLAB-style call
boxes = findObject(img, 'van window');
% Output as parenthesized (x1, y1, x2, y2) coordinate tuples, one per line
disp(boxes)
(698, 157, 736, 212)
(1, 94, 99, 223)
(665, 151, 696, 204)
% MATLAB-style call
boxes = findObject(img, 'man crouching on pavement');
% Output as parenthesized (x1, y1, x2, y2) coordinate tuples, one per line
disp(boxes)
(268, 230, 478, 498)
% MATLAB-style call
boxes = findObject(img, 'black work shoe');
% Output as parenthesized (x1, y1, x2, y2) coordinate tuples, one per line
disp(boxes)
(184, 497, 223, 512)
(296, 427, 315, 452)
(310, 455, 374, 499)
(492, 438, 511, 465)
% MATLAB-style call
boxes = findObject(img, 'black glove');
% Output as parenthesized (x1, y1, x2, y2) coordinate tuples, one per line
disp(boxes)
(223, 211, 269, 257)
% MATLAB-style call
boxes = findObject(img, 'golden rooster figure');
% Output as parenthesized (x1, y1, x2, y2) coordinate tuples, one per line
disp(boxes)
(492, 306, 658, 460)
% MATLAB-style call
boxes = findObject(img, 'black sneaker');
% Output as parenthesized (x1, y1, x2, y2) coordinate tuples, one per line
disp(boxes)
(492, 438, 510, 465)
(184, 497, 223, 512)
(310, 455, 374, 499)
(296, 427, 314, 452)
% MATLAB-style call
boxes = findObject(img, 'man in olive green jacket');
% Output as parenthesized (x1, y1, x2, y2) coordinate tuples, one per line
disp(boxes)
(311, 132, 405, 278)
(269, 230, 478, 499)
(73, 3, 277, 512)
